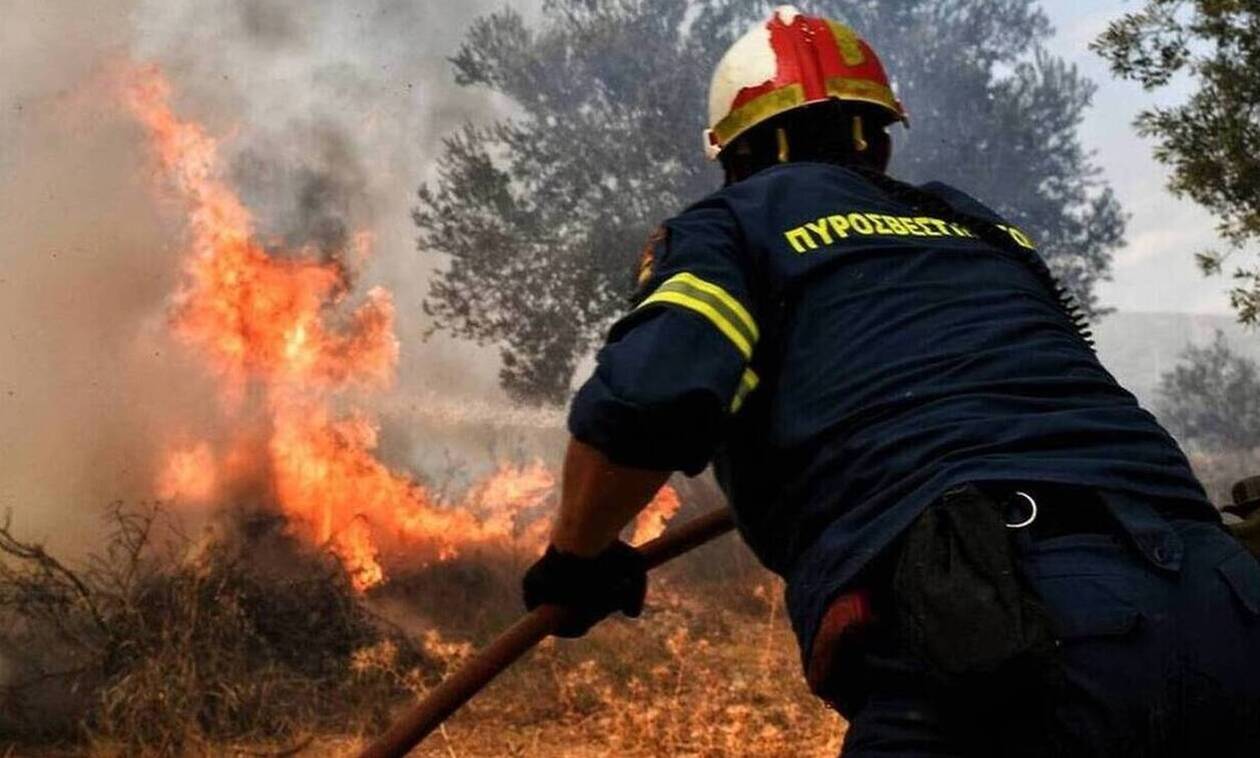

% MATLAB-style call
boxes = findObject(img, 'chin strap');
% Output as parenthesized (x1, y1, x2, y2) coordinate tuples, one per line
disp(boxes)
(776, 127, 791, 163)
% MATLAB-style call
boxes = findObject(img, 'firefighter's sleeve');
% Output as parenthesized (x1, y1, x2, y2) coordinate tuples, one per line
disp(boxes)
(568, 202, 760, 476)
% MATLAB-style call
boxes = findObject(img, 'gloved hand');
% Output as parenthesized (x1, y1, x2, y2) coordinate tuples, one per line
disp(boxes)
(522, 542, 647, 638)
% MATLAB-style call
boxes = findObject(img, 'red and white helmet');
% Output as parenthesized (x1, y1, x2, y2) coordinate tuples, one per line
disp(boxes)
(704, 5, 908, 160)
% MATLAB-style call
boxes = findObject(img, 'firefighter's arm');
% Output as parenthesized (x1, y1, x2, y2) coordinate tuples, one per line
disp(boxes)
(523, 201, 758, 637)
(522, 437, 666, 638)
(550, 437, 671, 557)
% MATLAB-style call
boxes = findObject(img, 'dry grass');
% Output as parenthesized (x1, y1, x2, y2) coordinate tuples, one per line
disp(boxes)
(344, 519, 845, 757)
(0, 505, 430, 755)
(393, 569, 845, 758)
(0, 501, 843, 757)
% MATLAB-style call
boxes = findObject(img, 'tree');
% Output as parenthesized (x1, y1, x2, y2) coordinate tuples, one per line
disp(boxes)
(1157, 331, 1260, 451)
(1093, 1, 1260, 322)
(417, 0, 1126, 404)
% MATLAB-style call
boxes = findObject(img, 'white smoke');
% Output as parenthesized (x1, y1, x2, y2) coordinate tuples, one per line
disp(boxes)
(0, 0, 553, 554)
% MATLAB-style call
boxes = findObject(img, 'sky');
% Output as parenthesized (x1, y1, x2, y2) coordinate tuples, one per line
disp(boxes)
(1040, 1, 1235, 315)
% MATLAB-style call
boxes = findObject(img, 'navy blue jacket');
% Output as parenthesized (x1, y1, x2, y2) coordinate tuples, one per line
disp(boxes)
(569, 162, 1209, 665)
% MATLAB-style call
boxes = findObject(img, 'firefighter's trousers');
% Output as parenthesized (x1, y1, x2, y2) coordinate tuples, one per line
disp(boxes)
(834, 492, 1260, 757)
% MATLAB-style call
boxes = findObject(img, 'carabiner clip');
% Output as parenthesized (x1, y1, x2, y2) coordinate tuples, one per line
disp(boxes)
(1005, 491, 1038, 529)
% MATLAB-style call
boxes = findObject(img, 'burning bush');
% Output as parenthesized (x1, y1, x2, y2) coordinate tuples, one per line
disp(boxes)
(0, 503, 427, 753)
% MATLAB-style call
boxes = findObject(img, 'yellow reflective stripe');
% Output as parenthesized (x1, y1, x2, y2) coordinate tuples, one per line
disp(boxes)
(638, 273, 759, 360)
(731, 368, 760, 414)
(666, 273, 758, 341)
(824, 21, 866, 66)
(711, 83, 807, 148)
(823, 77, 907, 123)
(640, 290, 754, 359)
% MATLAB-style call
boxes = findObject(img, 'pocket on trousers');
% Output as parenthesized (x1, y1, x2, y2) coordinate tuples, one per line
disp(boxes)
(1033, 576, 1142, 640)
(1020, 536, 1143, 641)
(1218, 548, 1260, 619)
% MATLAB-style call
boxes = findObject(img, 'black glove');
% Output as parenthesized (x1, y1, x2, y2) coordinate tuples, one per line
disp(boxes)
(522, 542, 647, 638)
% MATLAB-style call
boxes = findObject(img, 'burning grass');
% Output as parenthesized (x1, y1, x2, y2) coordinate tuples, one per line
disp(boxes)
(395, 542, 846, 758)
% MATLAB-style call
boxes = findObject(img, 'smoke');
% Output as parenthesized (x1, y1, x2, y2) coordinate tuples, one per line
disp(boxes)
(0, 0, 553, 554)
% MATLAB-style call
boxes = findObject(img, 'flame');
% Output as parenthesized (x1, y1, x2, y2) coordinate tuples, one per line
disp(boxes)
(125, 69, 395, 402)
(127, 65, 678, 592)
(337, 516, 385, 591)
(156, 442, 217, 503)
(631, 487, 682, 546)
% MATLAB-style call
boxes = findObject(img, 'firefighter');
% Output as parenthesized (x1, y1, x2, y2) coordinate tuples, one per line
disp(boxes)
(522, 6, 1260, 756)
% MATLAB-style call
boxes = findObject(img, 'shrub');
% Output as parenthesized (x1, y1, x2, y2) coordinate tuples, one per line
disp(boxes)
(0, 504, 426, 754)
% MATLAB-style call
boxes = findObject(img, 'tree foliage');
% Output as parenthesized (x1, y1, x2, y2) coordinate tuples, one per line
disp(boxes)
(1157, 331, 1260, 451)
(1093, 1, 1260, 322)
(417, 0, 1126, 404)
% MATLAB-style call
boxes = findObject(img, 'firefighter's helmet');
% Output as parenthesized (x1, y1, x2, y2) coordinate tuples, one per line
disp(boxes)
(704, 5, 908, 160)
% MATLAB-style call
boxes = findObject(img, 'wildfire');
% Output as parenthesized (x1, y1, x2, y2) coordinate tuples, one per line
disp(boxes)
(156, 442, 217, 503)
(129, 65, 677, 591)
(630, 486, 681, 545)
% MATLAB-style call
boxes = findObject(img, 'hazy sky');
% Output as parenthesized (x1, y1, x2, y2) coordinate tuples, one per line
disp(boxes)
(1040, 1, 1235, 315)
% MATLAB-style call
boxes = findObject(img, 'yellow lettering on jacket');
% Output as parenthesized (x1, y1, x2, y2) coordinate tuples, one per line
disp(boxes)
(848, 213, 875, 234)
(866, 214, 891, 235)
(828, 214, 852, 239)
(998, 224, 1037, 250)
(804, 219, 835, 246)
(782, 212, 1037, 254)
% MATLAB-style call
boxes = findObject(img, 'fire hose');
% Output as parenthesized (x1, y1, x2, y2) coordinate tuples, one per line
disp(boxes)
(357, 507, 736, 758)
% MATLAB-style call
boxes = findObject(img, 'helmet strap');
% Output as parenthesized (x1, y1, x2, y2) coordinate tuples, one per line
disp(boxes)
(852, 116, 869, 153)
(719, 101, 892, 185)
